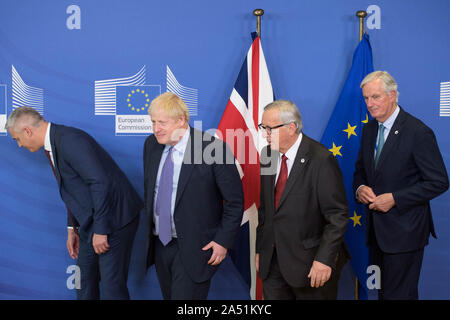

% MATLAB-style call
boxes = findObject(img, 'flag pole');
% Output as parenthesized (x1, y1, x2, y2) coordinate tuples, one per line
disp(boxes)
(356, 10, 367, 41)
(253, 9, 264, 37)
(251, 7, 264, 300)
(354, 9, 367, 301)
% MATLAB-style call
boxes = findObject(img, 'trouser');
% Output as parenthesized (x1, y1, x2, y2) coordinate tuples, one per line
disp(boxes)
(76, 216, 139, 300)
(262, 249, 344, 300)
(369, 240, 424, 300)
(154, 237, 211, 300)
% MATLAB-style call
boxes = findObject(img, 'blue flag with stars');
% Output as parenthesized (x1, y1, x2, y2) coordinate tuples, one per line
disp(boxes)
(320, 34, 374, 299)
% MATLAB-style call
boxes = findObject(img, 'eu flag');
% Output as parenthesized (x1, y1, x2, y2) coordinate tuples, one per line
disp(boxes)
(320, 34, 374, 299)
(116, 85, 159, 115)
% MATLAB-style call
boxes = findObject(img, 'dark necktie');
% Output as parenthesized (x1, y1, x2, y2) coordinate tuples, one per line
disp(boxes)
(45, 150, 57, 177)
(44, 150, 78, 231)
(274, 154, 288, 210)
(155, 147, 174, 246)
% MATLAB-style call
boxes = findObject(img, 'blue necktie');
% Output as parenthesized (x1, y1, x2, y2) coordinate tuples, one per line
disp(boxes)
(374, 123, 385, 167)
(155, 147, 174, 246)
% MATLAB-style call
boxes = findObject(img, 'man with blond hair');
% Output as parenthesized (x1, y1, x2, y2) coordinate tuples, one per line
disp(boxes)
(143, 92, 244, 299)
(354, 71, 448, 299)
(5, 106, 143, 299)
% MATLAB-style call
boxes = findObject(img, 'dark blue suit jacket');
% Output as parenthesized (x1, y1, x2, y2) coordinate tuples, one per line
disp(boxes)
(50, 124, 142, 242)
(143, 127, 244, 283)
(353, 108, 449, 253)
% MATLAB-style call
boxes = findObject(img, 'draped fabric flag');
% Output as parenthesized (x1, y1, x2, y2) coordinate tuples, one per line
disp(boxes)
(320, 34, 374, 299)
(217, 33, 274, 300)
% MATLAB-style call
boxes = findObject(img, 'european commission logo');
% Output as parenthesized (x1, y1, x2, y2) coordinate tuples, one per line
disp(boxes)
(166, 66, 198, 116)
(1, 66, 44, 136)
(440, 81, 450, 117)
(94, 65, 198, 136)
(115, 84, 160, 135)
(0, 84, 6, 135)
(94, 65, 159, 136)
(12, 65, 44, 115)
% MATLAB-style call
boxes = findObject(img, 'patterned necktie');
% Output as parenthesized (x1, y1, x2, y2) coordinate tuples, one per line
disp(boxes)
(155, 147, 174, 246)
(374, 123, 385, 167)
(274, 154, 288, 210)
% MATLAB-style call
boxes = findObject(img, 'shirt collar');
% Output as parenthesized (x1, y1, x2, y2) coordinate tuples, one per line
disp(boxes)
(164, 127, 190, 154)
(283, 132, 303, 161)
(380, 105, 400, 130)
(44, 122, 52, 152)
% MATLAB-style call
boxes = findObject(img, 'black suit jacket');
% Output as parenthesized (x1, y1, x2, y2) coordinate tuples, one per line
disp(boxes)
(353, 107, 449, 253)
(143, 127, 244, 283)
(50, 124, 143, 242)
(256, 134, 349, 288)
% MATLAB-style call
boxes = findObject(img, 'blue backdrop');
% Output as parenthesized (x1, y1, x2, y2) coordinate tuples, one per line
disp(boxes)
(0, 0, 449, 299)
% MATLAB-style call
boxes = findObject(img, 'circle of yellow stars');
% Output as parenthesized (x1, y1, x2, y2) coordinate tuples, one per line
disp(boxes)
(127, 88, 150, 112)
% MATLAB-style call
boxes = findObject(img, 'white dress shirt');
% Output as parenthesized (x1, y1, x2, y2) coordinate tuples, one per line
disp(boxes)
(275, 133, 303, 183)
(44, 122, 54, 166)
(374, 105, 400, 156)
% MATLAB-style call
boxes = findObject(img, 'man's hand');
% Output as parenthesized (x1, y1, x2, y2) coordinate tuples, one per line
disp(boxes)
(92, 233, 110, 255)
(356, 185, 376, 204)
(67, 229, 80, 259)
(369, 193, 395, 213)
(202, 241, 227, 266)
(307, 260, 332, 288)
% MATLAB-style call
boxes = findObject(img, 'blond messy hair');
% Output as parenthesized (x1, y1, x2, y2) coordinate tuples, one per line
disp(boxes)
(148, 92, 190, 123)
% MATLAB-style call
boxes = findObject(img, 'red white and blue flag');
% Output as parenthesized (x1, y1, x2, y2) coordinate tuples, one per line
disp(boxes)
(217, 33, 274, 300)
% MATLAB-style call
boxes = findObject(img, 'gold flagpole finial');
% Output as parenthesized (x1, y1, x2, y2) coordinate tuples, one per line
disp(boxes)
(253, 9, 264, 37)
(356, 10, 367, 41)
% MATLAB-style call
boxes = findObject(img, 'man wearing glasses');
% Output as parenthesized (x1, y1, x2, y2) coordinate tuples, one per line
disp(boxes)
(255, 100, 349, 299)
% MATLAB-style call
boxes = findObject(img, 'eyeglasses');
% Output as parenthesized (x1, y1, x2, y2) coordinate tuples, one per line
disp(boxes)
(258, 122, 294, 134)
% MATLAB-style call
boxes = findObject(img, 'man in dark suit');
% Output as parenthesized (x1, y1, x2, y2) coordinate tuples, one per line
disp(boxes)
(5, 106, 143, 300)
(255, 100, 349, 300)
(353, 71, 449, 300)
(143, 92, 244, 300)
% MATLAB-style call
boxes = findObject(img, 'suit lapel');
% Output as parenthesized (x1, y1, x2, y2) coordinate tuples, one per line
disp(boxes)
(260, 146, 277, 213)
(366, 121, 377, 170)
(50, 124, 62, 187)
(277, 135, 310, 210)
(149, 142, 165, 190)
(362, 120, 377, 181)
(174, 127, 196, 210)
(375, 107, 406, 171)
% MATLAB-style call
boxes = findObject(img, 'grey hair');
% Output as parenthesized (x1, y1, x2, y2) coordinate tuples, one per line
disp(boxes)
(5, 107, 44, 132)
(360, 71, 399, 103)
(264, 100, 303, 134)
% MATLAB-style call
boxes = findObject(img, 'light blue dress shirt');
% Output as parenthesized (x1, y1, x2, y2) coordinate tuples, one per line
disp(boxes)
(374, 105, 400, 157)
(153, 128, 190, 237)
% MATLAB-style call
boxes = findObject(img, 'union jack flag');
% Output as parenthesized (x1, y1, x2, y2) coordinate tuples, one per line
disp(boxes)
(217, 33, 274, 300)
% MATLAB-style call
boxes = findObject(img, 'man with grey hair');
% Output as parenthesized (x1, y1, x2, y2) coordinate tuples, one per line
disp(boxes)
(354, 71, 448, 299)
(256, 100, 349, 299)
(5, 106, 143, 299)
